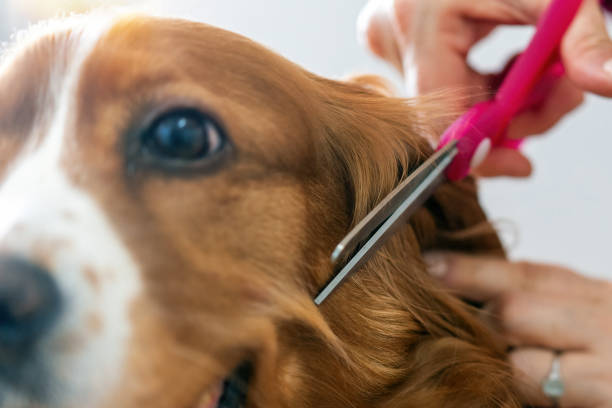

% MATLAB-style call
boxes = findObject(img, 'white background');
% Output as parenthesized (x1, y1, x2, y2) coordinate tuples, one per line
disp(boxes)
(2, 0, 611, 279)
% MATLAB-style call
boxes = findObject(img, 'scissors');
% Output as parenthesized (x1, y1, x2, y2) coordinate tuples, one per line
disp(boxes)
(315, 0, 586, 305)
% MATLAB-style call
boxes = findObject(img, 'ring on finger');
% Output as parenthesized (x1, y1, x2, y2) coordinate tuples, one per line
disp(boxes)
(542, 352, 565, 407)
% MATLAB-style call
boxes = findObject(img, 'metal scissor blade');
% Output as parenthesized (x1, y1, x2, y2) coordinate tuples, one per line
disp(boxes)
(315, 141, 458, 306)
(330, 141, 459, 264)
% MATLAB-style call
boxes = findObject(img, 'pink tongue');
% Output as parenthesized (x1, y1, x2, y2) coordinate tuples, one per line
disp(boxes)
(197, 382, 223, 408)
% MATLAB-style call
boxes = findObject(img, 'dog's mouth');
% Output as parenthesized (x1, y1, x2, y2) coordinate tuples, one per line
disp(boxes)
(198, 361, 253, 408)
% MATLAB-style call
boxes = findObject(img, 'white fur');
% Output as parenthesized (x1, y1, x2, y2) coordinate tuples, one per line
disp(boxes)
(0, 14, 141, 408)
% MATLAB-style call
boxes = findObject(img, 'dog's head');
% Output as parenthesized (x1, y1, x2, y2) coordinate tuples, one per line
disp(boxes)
(0, 13, 518, 408)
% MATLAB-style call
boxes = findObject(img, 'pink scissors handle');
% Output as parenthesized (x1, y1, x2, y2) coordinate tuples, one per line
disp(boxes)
(438, 0, 585, 181)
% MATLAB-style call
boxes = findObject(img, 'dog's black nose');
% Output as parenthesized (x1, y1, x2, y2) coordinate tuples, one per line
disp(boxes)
(0, 256, 61, 346)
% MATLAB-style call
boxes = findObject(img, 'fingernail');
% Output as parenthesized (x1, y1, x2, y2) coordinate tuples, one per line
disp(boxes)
(604, 59, 612, 78)
(424, 253, 448, 278)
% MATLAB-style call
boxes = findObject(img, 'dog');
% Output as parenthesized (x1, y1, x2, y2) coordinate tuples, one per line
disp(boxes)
(0, 11, 519, 408)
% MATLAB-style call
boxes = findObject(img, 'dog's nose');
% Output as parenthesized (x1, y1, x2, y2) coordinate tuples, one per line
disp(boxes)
(0, 256, 61, 346)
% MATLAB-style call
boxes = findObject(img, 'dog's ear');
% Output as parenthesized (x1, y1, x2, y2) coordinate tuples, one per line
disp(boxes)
(311, 74, 499, 251)
(298, 76, 515, 407)
(312, 75, 434, 228)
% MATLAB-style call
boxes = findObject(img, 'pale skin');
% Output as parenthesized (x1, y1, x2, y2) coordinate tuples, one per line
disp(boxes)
(360, 0, 612, 406)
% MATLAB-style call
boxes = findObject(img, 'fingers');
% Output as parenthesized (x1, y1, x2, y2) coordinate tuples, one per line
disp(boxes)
(358, 0, 404, 72)
(510, 348, 612, 407)
(487, 292, 607, 350)
(428, 74, 584, 179)
(506, 77, 585, 140)
(358, 0, 498, 97)
(360, 0, 612, 96)
(456, 76, 583, 178)
(426, 252, 612, 350)
(473, 148, 533, 178)
(402, 6, 491, 97)
(562, 0, 612, 96)
(424, 253, 610, 302)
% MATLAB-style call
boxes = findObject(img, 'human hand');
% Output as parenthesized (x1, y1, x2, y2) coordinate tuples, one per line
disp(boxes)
(425, 253, 612, 407)
(358, 0, 612, 177)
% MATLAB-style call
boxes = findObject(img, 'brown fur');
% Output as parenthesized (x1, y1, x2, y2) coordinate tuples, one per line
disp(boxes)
(0, 14, 518, 408)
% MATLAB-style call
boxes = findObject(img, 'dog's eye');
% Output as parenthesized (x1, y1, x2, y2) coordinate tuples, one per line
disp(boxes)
(143, 110, 226, 162)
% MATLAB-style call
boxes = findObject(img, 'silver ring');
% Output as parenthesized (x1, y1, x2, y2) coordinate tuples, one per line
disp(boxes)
(542, 353, 565, 406)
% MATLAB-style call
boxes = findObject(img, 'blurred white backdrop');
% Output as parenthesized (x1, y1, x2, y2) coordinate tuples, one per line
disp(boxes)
(2, 1, 611, 278)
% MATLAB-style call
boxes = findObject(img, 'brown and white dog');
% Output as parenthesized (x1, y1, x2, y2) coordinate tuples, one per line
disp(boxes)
(0, 11, 519, 408)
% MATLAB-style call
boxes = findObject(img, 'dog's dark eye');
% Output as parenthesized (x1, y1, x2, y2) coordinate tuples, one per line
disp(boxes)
(143, 110, 226, 162)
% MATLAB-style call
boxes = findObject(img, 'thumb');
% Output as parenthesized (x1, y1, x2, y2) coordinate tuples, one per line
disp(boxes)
(357, 0, 404, 72)
(562, 0, 612, 96)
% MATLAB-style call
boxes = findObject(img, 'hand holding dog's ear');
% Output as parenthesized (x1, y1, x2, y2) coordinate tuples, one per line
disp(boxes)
(425, 253, 612, 407)
(358, 0, 612, 177)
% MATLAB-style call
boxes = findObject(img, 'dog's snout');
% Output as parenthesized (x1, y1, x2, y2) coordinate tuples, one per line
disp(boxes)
(0, 256, 61, 347)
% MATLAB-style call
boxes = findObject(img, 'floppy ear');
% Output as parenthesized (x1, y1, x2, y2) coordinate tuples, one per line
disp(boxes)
(312, 73, 504, 257)
(292, 74, 517, 407)
(312, 74, 432, 226)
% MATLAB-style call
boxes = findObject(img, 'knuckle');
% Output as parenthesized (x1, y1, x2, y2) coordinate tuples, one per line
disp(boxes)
(514, 261, 575, 293)
(514, 261, 532, 288)
(513, 261, 546, 292)
(358, 0, 404, 61)
(494, 292, 527, 330)
(362, 24, 385, 57)
(439, 255, 462, 286)
(566, 28, 611, 58)
(357, 2, 386, 51)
